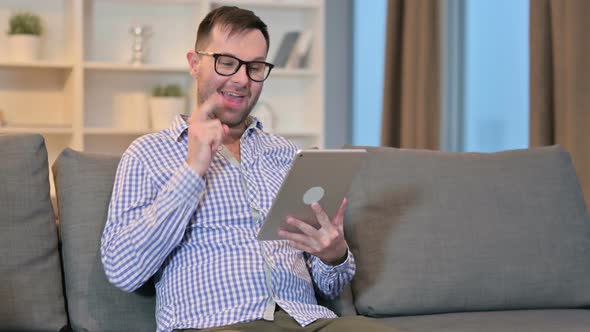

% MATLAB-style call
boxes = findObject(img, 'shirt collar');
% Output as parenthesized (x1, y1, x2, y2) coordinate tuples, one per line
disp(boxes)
(167, 114, 264, 142)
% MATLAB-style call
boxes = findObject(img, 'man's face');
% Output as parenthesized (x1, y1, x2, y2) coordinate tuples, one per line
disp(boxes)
(189, 25, 267, 128)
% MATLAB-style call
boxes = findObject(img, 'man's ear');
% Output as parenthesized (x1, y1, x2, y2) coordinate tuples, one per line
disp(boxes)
(186, 51, 199, 78)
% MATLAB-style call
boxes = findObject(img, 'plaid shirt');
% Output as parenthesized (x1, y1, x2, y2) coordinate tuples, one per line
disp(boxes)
(101, 115, 355, 332)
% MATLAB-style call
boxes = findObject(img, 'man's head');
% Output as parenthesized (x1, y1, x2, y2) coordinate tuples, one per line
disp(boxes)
(187, 6, 271, 128)
(194, 6, 270, 53)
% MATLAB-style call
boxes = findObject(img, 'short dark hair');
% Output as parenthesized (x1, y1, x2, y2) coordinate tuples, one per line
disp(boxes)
(195, 6, 270, 53)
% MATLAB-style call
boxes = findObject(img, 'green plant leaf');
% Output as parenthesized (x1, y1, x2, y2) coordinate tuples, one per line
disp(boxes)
(8, 12, 43, 36)
(152, 84, 183, 97)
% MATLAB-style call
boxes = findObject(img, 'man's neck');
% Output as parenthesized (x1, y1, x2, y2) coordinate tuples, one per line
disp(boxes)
(224, 140, 241, 162)
(223, 120, 248, 144)
(222, 119, 250, 162)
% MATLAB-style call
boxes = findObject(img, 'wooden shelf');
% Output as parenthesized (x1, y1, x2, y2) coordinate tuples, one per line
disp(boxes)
(0, 126, 73, 135)
(273, 130, 318, 137)
(91, 0, 200, 3)
(0, 60, 74, 70)
(84, 62, 188, 73)
(271, 68, 317, 77)
(84, 128, 152, 135)
(0, 0, 325, 157)
(212, 0, 320, 10)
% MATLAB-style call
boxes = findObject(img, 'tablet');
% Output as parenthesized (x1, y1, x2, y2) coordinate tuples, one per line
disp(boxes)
(257, 148, 367, 241)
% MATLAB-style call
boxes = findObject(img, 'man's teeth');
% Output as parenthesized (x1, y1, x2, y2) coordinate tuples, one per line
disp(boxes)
(223, 92, 242, 97)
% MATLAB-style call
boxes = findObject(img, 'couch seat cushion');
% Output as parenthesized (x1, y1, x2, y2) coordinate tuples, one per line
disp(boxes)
(0, 134, 68, 331)
(345, 146, 590, 316)
(380, 309, 590, 332)
(53, 148, 156, 332)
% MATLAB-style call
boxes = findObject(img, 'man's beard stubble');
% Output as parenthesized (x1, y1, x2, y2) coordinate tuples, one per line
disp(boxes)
(197, 90, 261, 129)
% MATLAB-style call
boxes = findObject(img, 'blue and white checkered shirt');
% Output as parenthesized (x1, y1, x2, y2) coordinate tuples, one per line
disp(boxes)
(101, 115, 355, 332)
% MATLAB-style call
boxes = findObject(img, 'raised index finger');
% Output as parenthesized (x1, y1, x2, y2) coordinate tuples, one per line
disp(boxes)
(190, 93, 220, 122)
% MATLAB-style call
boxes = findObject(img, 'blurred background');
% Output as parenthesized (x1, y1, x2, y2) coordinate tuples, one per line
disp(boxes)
(1, 0, 588, 205)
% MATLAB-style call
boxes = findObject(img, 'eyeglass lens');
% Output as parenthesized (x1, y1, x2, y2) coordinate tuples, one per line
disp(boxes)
(215, 55, 270, 82)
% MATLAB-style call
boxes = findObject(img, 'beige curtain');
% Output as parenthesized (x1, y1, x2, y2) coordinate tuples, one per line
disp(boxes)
(381, 0, 440, 149)
(530, 0, 590, 207)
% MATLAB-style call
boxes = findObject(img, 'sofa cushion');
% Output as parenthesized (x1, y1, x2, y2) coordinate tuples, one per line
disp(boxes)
(345, 146, 590, 316)
(52, 148, 156, 332)
(317, 283, 357, 316)
(380, 309, 590, 332)
(0, 134, 68, 331)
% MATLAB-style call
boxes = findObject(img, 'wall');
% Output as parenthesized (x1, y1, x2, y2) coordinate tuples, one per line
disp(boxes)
(324, 0, 353, 148)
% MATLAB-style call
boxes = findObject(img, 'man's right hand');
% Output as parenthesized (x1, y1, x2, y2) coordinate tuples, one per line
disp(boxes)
(186, 95, 229, 176)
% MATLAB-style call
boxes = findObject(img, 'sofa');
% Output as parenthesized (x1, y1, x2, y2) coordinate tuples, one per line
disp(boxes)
(1, 133, 589, 332)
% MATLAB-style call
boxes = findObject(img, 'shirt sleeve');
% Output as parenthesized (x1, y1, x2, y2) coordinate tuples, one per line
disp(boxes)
(100, 153, 205, 292)
(307, 248, 356, 300)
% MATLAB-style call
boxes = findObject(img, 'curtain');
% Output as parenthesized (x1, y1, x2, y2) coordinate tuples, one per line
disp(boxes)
(530, 0, 590, 206)
(381, 0, 440, 149)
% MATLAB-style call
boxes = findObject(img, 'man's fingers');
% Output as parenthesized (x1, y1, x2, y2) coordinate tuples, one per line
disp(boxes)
(287, 240, 315, 254)
(208, 125, 225, 151)
(277, 229, 314, 248)
(190, 94, 220, 122)
(333, 198, 347, 226)
(311, 203, 332, 229)
(285, 217, 320, 237)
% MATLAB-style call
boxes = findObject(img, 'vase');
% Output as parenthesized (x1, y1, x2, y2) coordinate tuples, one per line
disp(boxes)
(113, 93, 149, 131)
(149, 97, 185, 131)
(8, 35, 41, 61)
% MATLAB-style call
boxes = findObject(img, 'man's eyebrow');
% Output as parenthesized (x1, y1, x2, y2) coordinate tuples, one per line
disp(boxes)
(221, 52, 267, 62)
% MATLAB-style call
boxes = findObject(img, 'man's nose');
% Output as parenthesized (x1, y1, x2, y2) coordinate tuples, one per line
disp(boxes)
(232, 64, 250, 84)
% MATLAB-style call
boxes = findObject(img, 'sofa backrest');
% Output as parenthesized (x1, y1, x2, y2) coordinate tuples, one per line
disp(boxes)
(0, 134, 68, 331)
(51, 146, 361, 324)
(344, 145, 590, 317)
(53, 148, 156, 332)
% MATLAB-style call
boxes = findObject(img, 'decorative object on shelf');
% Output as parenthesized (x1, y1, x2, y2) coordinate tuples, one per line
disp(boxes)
(286, 30, 313, 69)
(6, 12, 43, 61)
(0, 109, 6, 127)
(129, 24, 152, 65)
(273, 31, 300, 68)
(113, 93, 149, 131)
(149, 84, 185, 131)
(252, 101, 275, 132)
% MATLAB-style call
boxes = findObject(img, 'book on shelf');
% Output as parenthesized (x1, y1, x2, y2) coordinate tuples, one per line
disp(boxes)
(286, 30, 313, 69)
(272, 31, 300, 68)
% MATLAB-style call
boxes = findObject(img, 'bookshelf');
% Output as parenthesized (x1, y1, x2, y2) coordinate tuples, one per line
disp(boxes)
(0, 0, 325, 194)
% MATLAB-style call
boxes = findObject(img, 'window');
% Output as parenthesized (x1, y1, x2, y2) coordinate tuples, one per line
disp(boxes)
(460, 0, 529, 152)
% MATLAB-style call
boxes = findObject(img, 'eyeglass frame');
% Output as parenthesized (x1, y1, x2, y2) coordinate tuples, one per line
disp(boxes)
(196, 51, 274, 82)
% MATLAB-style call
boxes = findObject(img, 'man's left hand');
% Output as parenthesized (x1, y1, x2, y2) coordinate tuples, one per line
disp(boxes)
(277, 198, 349, 266)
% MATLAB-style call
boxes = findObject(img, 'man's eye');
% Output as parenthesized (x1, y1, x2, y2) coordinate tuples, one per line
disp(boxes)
(249, 64, 264, 72)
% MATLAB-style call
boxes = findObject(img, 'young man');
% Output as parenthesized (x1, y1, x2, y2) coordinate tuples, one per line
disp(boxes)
(101, 6, 396, 332)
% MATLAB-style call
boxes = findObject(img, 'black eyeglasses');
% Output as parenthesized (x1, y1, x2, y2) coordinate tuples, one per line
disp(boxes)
(196, 51, 274, 82)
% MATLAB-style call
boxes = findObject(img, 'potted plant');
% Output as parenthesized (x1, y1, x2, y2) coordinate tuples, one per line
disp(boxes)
(7, 12, 43, 61)
(149, 84, 186, 131)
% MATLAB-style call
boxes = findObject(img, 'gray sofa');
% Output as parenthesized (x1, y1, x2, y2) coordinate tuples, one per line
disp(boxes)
(1, 133, 589, 332)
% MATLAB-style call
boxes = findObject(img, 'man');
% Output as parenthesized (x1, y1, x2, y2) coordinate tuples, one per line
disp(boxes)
(101, 6, 396, 332)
